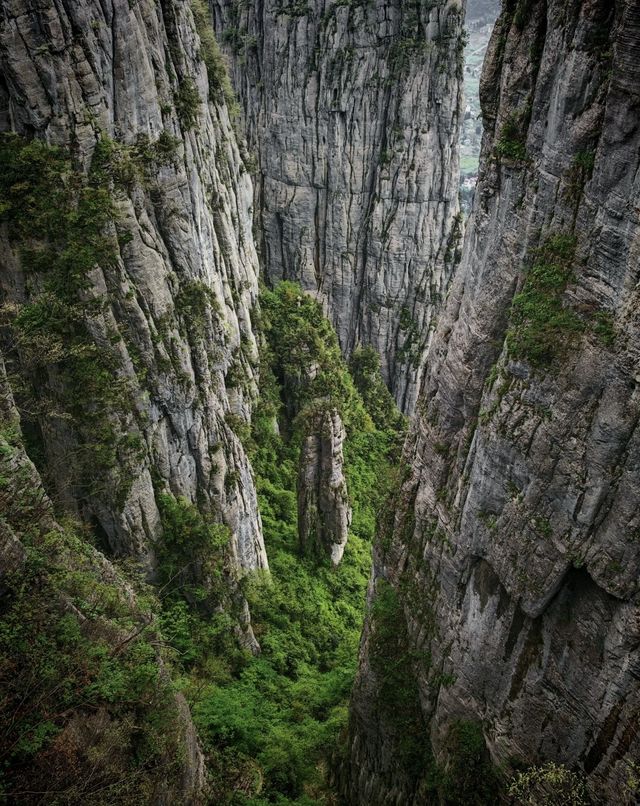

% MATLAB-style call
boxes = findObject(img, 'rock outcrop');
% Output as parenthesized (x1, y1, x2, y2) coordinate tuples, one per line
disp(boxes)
(0, 0, 267, 583)
(0, 356, 207, 804)
(298, 406, 351, 565)
(211, 0, 464, 412)
(344, 0, 640, 803)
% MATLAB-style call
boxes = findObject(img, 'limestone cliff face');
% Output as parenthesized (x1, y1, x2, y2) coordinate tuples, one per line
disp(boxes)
(0, 0, 267, 587)
(345, 0, 640, 803)
(298, 406, 351, 565)
(0, 356, 206, 803)
(211, 0, 463, 412)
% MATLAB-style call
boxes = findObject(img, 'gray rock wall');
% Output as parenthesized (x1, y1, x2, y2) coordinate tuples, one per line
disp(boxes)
(0, 0, 267, 582)
(211, 0, 464, 412)
(298, 406, 351, 565)
(345, 0, 640, 802)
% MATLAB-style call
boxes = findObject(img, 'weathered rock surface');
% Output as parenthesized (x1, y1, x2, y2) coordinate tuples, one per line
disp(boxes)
(0, 0, 267, 581)
(298, 406, 351, 565)
(0, 356, 207, 804)
(211, 0, 464, 412)
(345, 0, 640, 802)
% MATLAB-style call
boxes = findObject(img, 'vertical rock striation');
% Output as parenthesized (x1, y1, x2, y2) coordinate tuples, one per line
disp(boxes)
(211, 0, 464, 412)
(0, 0, 267, 583)
(345, 0, 640, 803)
(298, 405, 351, 565)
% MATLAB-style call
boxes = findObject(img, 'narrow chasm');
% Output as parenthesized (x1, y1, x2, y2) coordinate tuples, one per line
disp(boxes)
(459, 0, 500, 213)
(2, 0, 640, 804)
(168, 283, 407, 801)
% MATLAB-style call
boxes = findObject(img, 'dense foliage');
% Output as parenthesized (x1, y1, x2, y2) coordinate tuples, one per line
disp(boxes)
(0, 133, 149, 504)
(367, 579, 433, 779)
(0, 420, 188, 804)
(190, 0, 239, 114)
(0, 130, 405, 804)
(508, 762, 589, 806)
(507, 233, 617, 368)
(163, 283, 405, 803)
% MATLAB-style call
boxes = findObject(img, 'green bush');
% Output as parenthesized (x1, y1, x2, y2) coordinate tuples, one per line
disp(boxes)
(437, 720, 501, 804)
(0, 425, 184, 802)
(496, 113, 528, 161)
(175, 279, 220, 340)
(190, 0, 239, 114)
(368, 579, 434, 778)
(0, 134, 139, 497)
(350, 345, 407, 436)
(508, 762, 588, 806)
(157, 493, 230, 601)
(260, 281, 368, 429)
(593, 310, 615, 347)
(179, 283, 405, 802)
(507, 234, 583, 366)
(174, 76, 201, 129)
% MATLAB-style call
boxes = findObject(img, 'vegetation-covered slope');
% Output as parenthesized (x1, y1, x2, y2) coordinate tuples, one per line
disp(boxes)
(162, 283, 405, 803)
(0, 363, 205, 803)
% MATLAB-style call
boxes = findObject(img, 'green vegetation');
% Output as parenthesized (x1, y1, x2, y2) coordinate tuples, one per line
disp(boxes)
(508, 762, 588, 805)
(368, 579, 432, 777)
(0, 133, 140, 500)
(175, 279, 221, 340)
(257, 283, 404, 543)
(367, 580, 501, 801)
(0, 423, 187, 803)
(507, 232, 617, 366)
(349, 345, 406, 438)
(445, 212, 464, 268)
(156, 283, 405, 803)
(566, 149, 596, 202)
(0, 123, 408, 804)
(258, 282, 368, 427)
(495, 112, 529, 161)
(593, 310, 615, 347)
(507, 234, 583, 366)
(157, 493, 231, 602)
(175, 76, 202, 129)
(276, 1, 310, 18)
(90, 130, 182, 188)
(0, 271, 405, 803)
(533, 516, 553, 538)
(573, 150, 596, 175)
(397, 305, 423, 369)
(437, 720, 501, 804)
(190, 0, 239, 114)
(386, 0, 440, 79)
(513, 0, 534, 31)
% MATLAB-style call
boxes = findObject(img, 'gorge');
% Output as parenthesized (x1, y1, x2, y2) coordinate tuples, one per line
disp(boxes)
(0, 0, 638, 804)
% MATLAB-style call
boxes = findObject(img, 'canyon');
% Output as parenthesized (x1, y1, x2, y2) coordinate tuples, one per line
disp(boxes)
(0, 0, 638, 804)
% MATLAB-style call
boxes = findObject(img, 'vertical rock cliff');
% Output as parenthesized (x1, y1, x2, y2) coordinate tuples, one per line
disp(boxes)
(0, 0, 267, 584)
(298, 405, 351, 565)
(0, 0, 279, 797)
(345, 0, 640, 803)
(211, 0, 464, 412)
